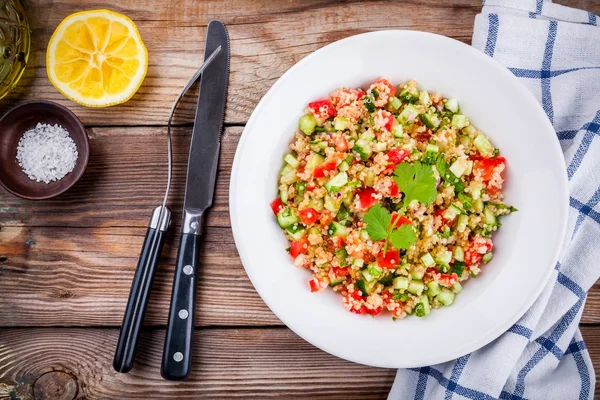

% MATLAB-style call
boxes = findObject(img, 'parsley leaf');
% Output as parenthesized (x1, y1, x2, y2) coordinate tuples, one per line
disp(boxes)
(389, 223, 416, 250)
(364, 204, 390, 241)
(393, 162, 438, 208)
(452, 261, 465, 276)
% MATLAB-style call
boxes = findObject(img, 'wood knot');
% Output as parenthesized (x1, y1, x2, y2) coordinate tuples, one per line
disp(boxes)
(56, 290, 74, 299)
(0, 255, 7, 263)
(33, 371, 78, 400)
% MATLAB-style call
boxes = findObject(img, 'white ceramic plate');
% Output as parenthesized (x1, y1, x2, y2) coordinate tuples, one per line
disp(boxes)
(229, 31, 568, 368)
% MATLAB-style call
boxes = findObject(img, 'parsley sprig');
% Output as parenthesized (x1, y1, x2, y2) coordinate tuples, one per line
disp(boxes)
(364, 161, 437, 254)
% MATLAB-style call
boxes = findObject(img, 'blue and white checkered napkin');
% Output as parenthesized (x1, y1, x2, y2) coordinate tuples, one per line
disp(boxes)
(389, 1, 600, 399)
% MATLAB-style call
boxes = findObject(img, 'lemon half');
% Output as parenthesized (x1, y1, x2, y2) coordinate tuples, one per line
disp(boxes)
(46, 9, 148, 108)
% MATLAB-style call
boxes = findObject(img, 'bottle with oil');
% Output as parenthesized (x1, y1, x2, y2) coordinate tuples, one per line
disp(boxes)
(0, 0, 29, 100)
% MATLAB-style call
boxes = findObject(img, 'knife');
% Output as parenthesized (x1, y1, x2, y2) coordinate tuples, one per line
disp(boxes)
(161, 20, 230, 381)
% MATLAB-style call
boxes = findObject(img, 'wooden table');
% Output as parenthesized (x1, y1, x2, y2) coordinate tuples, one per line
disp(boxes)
(1, 1, 599, 398)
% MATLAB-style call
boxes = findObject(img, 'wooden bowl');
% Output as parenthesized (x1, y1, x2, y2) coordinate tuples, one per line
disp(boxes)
(0, 100, 89, 200)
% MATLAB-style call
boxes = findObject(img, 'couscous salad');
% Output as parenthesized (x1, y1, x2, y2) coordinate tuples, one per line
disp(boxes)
(271, 79, 515, 319)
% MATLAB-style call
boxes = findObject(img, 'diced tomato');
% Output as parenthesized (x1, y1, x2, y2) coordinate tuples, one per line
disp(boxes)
(464, 248, 482, 267)
(332, 267, 350, 276)
(366, 307, 382, 316)
(320, 210, 335, 226)
(331, 236, 345, 249)
(439, 273, 458, 288)
(347, 290, 367, 314)
(313, 160, 338, 178)
(356, 91, 366, 100)
(335, 135, 349, 152)
(308, 99, 336, 119)
(270, 198, 284, 215)
(473, 157, 506, 182)
(434, 208, 456, 231)
(309, 278, 321, 292)
(290, 237, 309, 259)
(389, 181, 400, 197)
(387, 148, 409, 165)
(357, 188, 378, 210)
(374, 78, 396, 97)
(377, 249, 401, 269)
(425, 267, 438, 275)
(351, 305, 368, 314)
(389, 213, 410, 229)
(298, 208, 320, 225)
(351, 290, 364, 301)
(374, 109, 394, 132)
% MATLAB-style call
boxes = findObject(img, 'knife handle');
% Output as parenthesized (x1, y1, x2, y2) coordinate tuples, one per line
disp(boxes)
(161, 231, 202, 380)
(113, 206, 171, 373)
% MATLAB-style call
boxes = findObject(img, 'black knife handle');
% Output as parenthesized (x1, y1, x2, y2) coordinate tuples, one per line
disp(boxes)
(161, 231, 202, 380)
(113, 206, 171, 373)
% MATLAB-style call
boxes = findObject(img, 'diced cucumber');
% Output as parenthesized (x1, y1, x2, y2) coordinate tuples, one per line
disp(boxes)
(435, 249, 452, 266)
(279, 187, 288, 204)
(361, 269, 376, 283)
(336, 203, 350, 222)
(373, 142, 387, 152)
(458, 193, 473, 211)
(392, 121, 404, 138)
(324, 171, 348, 193)
(427, 281, 442, 297)
(473, 134, 494, 158)
(421, 253, 435, 268)
(443, 98, 459, 114)
(454, 246, 465, 262)
(342, 190, 355, 208)
(449, 158, 469, 177)
(284, 154, 300, 169)
(338, 160, 350, 172)
(333, 116, 350, 131)
(464, 160, 473, 176)
(356, 279, 374, 295)
(483, 252, 494, 263)
(359, 131, 376, 141)
(308, 197, 324, 212)
(295, 181, 306, 197)
(276, 208, 298, 228)
(484, 205, 497, 225)
(367, 263, 384, 279)
(456, 214, 468, 233)
(415, 295, 430, 317)
(451, 261, 465, 276)
(410, 266, 426, 280)
(328, 220, 349, 238)
(424, 143, 439, 165)
(399, 85, 419, 103)
(352, 258, 365, 268)
(299, 114, 317, 135)
(335, 248, 349, 266)
(364, 168, 376, 187)
(451, 114, 469, 129)
(408, 280, 425, 295)
(305, 152, 325, 172)
(443, 204, 463, 221)
(285, 223, 306, 240)
(389, 96, 402, 111)
(378, 274, 394, 287)
(420, 112, 441, 129)
(308, 226, 321, 236)
(452, 281, 463, 294)
(393, 276, 410, 290)
(418, 90, 431, 106)
(330, 276, 346, 286)
(437, 288, 456, 306)
(363, 96, 376, 113)
(360, 230, 370, 241)
(309, 140, 327, 153)
(279, 164, 297, 185)
(353, 139, 373, 161)
(399, 104, 420, 123)
(324, 195, 341, 213)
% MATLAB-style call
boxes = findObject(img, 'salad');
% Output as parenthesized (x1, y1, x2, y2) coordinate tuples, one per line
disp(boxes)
(271, 79, 515, 319)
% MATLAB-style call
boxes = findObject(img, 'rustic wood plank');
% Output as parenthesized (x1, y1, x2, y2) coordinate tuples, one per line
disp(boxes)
(5, 0, 484, 126)
(0, 327, 397, 399)
(1, 125, 600, 326)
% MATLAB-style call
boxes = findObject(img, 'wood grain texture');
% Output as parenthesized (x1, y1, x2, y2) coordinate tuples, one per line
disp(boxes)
(6, 0, 484, 126)
(1, 125, 600, 327)
(0, 327, 397, 399)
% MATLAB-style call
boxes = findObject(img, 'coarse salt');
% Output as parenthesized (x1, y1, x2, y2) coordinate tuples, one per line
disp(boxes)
(16, 123, 78, 184)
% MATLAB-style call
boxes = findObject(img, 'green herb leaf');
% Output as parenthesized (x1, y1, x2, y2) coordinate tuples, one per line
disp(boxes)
(393, 162, 438, 208)
(389, 224, 416, 250)
(371, 88, 379, 100)
(392, 291, 402, 300)
(364, 96, 376, 113)
(451, 261, 465, 276)
(364, 204, 391, 241)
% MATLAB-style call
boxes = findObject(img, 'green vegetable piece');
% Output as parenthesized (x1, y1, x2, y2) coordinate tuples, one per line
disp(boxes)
(371, 88, 379, 99)
(473, 134, 495, 158)
(451, 261, 465, 276)
(436, 155, 465, 193)
(389, 96, 402, 111)
(364, 204, 390, 241)
(393, 162, 438, 208)
(399, 85, 419, 103)
(299, 114, 318, 135)
(333, 116, 350, 131)
(277, 207, 298, 228)
(398, 104, 420, 123)
(389, 224, 416, 250)
(451, 114, 469, 129)
(364, 96, 376, 113)
(443, 98, 459, 114)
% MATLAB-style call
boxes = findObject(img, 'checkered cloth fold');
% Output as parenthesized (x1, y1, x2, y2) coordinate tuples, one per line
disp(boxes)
(389, 1, 600, 399)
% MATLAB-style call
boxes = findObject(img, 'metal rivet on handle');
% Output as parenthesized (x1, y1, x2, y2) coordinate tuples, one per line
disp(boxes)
(178, 309, 189, 319)
(183, 265, 193, 275)
(173, 352, 183, 362)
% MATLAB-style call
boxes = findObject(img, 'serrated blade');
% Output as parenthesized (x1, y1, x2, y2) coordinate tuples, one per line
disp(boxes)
(182, 20, 229, 216)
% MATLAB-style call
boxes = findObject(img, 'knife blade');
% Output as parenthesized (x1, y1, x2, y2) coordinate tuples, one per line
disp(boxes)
(161, 20, 229, 381)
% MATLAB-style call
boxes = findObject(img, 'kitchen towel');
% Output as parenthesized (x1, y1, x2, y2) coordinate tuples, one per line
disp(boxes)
(389, 1, 600, 399)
